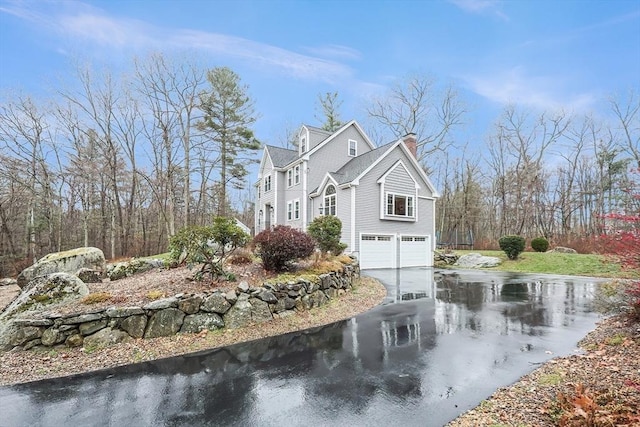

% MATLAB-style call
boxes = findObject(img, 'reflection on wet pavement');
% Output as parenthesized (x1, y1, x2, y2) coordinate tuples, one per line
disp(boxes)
(0, 269, 606, 427)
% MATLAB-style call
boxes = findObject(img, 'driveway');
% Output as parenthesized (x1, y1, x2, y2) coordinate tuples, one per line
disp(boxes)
(0, 268, 604, 426)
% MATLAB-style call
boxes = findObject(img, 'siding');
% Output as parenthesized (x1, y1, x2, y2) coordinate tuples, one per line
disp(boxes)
(307, 125, 373, 195)
(352, 145, 435, 252)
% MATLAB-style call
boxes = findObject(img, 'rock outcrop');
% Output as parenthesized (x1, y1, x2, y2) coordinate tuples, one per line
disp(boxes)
(16, 247, 106, 288)
(454, 253, 501, 268)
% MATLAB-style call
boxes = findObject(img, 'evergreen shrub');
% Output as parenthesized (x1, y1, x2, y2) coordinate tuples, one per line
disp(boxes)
(531, 237, 550, 252)
(498, 235, 526, 260)
(307, 215, 347, 255)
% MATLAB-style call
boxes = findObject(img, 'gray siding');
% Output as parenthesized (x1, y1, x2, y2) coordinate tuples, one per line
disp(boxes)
(351, 145, 435, 252)
(307, 124, 374, 194)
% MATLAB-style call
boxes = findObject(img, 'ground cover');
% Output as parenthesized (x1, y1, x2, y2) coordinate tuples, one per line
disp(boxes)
(451, 250, 639, 279)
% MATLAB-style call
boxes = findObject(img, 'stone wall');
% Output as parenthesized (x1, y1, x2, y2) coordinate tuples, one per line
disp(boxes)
(5, 264, 359, 351)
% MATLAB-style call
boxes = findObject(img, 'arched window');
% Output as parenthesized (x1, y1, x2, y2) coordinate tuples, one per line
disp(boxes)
(323, 185, 336, 215)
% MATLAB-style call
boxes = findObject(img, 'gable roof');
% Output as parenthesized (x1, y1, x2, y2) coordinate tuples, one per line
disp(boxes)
(330, 142, 394, 185)
(304, 120, 376, 159)
(264, 145, 298, 168)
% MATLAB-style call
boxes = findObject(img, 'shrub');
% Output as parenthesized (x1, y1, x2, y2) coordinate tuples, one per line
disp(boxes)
(168, 217, 250, 280)
(307, 215, 347, 255)
(531, 237, 549, 252)
(498, 235, 525, 260)
(253, 225, 315, 272)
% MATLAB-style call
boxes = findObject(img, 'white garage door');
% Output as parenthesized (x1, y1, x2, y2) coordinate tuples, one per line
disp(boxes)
(359, 234, 396, 269)
(399, 235, 431, 268)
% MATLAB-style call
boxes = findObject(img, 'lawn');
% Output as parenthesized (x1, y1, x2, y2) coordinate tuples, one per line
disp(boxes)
(450, 250, 640, 279)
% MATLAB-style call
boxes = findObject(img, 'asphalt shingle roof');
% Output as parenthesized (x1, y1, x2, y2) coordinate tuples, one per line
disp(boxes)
(331, 142, 395, 184)
(265, 145, 298, 168)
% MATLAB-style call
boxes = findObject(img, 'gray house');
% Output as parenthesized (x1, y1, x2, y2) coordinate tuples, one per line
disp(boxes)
(254, 120, 439, 269)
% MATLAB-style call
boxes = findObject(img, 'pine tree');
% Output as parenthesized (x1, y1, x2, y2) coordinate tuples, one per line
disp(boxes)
(198, 67, 260, 217)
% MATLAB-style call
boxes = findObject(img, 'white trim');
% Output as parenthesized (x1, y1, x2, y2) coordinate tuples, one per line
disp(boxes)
(348, 139, 357, 157)
(352, 139, 439, 197)
(383, 192, 416, 220)
(377, 160, 420, 189)
(302, 160, 308, 229)
(302, 120, 376, 160)
(350, 185, 356, 250)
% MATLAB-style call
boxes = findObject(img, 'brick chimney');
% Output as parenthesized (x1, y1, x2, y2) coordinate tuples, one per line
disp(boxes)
(403, 133, 417, 158)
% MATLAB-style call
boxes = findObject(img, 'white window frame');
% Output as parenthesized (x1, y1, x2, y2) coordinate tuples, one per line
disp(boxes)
(322, 185, 337, 216)
(294, 199, 300, 220)
(348, 139, 357, 157)
(300, 136, 307, 153)
(385, 192, 415, 218)
(287, 199, 300, 221)
(264, 175, 272, 192)
(287, 165, 300, 187)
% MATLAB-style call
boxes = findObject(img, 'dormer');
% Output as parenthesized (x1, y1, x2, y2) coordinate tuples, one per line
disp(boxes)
(299, 127, 309, 156)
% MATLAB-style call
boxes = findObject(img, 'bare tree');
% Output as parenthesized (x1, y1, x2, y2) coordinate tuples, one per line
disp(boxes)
(366, 75, 465, 166)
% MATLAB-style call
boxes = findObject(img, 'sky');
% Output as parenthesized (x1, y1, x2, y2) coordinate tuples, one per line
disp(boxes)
(1, 0, 639, 152)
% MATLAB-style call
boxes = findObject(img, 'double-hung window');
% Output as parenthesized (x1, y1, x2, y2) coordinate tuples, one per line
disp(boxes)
(287, 165, 300, 187)
(348, 139, 357, 157)
(264, 175, 272, 192)
(287, 199, 300, 221)
(386, 193, 414, 218)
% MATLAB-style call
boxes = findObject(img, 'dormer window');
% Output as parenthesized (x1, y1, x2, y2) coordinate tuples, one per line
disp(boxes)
(300, 136, 307, 154)
(348, 139, 357, 157)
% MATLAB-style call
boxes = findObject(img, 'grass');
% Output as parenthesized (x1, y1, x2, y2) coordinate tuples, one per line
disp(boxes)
(449, 250, 639, 279)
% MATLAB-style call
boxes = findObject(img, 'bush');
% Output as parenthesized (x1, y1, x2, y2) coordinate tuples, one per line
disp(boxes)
(168, 217, 250, 280)
(307, 215, 347, 255)
(498, 235, 526, 260)
(254, 225, 315, 272)
(531, 237, 549, 252)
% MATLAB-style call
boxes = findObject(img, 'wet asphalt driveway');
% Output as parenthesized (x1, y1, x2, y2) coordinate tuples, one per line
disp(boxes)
(0, 269, 605, 427)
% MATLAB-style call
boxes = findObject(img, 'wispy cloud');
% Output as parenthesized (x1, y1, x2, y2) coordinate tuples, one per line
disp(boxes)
(0, 0, 355, 83)
(462, 66, 595, 112)
(448, 0, 509, 21)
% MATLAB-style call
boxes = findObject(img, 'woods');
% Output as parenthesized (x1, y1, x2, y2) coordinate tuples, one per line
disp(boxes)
(0, 54, 638, 275)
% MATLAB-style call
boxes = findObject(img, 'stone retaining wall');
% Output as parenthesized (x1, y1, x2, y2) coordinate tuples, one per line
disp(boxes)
(6, 264, 359, 351)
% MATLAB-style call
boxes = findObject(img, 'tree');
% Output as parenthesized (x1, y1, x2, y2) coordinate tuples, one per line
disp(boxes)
(198, 67, 260, 217)
(315, 91, 344, 132)
(366, 74, 465, 165)
(168, 217, 250, 280)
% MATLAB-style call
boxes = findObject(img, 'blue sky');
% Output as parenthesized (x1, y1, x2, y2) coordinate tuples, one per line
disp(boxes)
(1, 0, 639, 150)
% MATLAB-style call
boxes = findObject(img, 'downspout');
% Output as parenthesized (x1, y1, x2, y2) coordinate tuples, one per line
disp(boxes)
(302, 160, 308, 230)
(350, 185, 356, 251)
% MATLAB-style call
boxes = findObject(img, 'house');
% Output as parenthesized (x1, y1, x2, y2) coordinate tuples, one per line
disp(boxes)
(254, 120, 440, 269)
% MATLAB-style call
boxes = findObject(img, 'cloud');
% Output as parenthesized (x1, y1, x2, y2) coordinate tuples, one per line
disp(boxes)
(0, 0, 355, 83)
(448, 0, 509, 20)
(462, 66, 595, 112)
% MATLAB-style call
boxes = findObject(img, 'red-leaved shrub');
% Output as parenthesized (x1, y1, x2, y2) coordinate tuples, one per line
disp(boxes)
(253, 225, 315, 272)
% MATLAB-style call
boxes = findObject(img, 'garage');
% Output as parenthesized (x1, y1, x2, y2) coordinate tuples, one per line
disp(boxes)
(359, 234, 431, 269)
(399, 235, 431, 268)
(359, 234, 396, 269)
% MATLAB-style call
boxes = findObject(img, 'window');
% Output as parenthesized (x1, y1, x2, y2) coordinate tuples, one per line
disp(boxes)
(348, 139, 357, 156)
(264, 175, 271, 192)
(322, 185, 337, 215)
(386, 193, 414, 218)
(287, 165, 300, 187)
(287, 199, 300, 221)
(300, 136, 307, 153)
